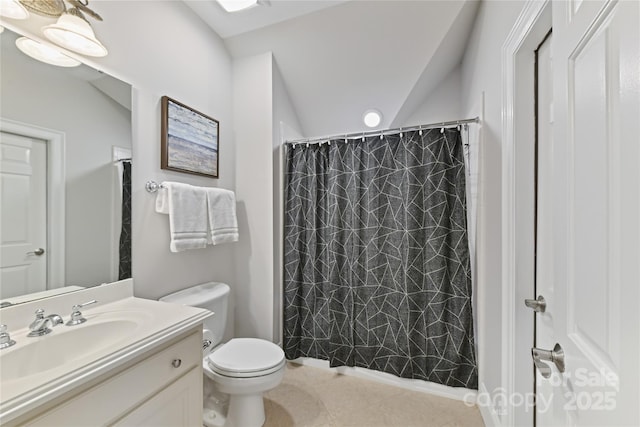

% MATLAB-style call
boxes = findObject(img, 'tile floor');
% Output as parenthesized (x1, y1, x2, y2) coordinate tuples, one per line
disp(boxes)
(263, 363, 484, 427)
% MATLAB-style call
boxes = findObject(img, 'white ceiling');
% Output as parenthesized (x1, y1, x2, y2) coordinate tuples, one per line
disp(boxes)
(185, 0, 480, 138)
(184, 0, 349, 39)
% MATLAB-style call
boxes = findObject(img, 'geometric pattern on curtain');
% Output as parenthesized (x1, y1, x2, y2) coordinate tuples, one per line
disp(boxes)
(118, 160, 132, 280)
(283, 129, 478, 389)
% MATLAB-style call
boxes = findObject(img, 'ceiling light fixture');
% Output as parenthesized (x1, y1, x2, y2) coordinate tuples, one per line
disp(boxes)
(2, 0, 108, 66)
(0, 0, 30, 19)
(15, 36, 81, 67)
(43, 6, 107, 57)
(216, 0, 259, 13)
(363, 109, 382, 128)
(19, 0, 65, 17)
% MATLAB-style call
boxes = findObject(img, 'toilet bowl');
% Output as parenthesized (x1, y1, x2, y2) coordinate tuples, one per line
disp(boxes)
(205, 338, 285, 427)
(159, 282, 285, 427)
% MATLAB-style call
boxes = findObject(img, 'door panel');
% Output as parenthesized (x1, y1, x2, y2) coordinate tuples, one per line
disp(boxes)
(569, 17, 615, 366)
(0, 131, 47, 299)
(536, 0, 640, 425)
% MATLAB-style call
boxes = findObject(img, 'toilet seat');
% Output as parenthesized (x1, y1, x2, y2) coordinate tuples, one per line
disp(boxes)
(206, 338, 285, 378)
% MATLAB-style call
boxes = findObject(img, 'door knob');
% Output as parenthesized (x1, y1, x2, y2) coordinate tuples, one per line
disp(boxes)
(524, 295, 546, 312)
(26, 248, 45, 256)
(532, 343, 565, 378)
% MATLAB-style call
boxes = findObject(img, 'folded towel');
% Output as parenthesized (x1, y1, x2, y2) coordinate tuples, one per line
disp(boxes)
(205, 188, 239, 245)
(155, 182, 208, 252)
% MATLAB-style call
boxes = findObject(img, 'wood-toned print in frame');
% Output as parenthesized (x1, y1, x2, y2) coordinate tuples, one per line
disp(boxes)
(161, 96, 219, 178)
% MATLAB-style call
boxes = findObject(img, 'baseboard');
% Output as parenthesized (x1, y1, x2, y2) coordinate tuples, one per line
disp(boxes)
(476, 382, 503, 427)
(289, 357, 478, 403)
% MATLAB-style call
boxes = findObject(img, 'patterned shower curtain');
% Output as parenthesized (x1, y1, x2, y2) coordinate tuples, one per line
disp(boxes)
(118, 160, 132, 280)
(283, 128, 478, 389)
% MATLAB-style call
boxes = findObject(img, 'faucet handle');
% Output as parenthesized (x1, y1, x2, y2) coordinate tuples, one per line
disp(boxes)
(29, 309, 45, 330)
(0, 324, 16, 349)
(67, 300, 98, 326)
(72, 300, 97, 312)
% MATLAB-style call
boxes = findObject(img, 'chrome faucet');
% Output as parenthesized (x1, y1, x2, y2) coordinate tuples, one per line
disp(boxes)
(28, 309, 63, 337)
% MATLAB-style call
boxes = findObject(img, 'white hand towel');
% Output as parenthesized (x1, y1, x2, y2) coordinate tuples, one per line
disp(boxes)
(205, 188, 239, 245)
(155, 182, 208, 252)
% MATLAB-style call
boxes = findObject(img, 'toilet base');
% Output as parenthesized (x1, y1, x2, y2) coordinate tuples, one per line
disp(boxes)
(203, 405, 225, 427)
(226, 394, 265, 427)
(203, 376, 229, 427)
(203, 373, 272, 427)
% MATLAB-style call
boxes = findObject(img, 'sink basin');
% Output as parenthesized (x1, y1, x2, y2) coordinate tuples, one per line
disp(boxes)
(1, 318, 142, 382)
(0, 287, 213, 425)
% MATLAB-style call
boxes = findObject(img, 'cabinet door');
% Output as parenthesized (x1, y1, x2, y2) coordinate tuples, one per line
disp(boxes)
(18, 330, 202, 427)
(113, 367, 202, 427)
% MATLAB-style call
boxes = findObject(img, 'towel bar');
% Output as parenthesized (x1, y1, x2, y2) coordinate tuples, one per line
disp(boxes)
(145, 181, 165, 193)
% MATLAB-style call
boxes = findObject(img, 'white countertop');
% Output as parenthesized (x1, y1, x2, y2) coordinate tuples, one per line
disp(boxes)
(0, 279, 211, 424)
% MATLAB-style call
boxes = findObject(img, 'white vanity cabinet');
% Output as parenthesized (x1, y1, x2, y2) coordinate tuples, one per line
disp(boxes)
(15, 328, 203, 427)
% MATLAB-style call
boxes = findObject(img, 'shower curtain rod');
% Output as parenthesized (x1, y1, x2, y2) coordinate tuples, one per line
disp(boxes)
(286, 116, 479, 145)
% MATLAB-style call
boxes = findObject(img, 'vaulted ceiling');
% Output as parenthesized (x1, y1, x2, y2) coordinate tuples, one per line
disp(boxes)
(185, 0, 480, 138)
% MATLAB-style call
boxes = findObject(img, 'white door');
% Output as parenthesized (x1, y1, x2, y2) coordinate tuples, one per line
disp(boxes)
(0, 131, 48, 299)
(535, 0, 640, 425)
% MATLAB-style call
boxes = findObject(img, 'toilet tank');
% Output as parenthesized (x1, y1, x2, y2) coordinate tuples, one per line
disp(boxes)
(159, 282, 230, 348)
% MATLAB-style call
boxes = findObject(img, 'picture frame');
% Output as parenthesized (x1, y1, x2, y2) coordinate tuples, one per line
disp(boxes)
(161, 96, 220, 178)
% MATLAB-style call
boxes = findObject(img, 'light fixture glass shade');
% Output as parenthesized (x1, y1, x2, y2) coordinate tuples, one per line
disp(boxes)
(363, 109, 382, 128)
(0, 0, 29, 19)
(19, 0, 65, 18)
(43, 11, 107, 57)
(217, 0, 258, 13)
(15, 36, 81, 67)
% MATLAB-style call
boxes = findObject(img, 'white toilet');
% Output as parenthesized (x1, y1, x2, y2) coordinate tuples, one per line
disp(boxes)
(160, 282, 285, 427)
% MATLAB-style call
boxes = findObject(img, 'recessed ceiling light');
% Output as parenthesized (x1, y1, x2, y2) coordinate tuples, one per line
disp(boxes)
(363, 109, 382, 128)
(16, 37, 81, 67)
(217, 0, 258, 13)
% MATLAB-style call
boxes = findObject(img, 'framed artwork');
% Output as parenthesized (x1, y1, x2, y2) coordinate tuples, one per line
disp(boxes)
(161, 96, 219, 178)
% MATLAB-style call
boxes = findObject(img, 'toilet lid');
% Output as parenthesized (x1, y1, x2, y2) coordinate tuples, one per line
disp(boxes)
(207, 338, 285, 374)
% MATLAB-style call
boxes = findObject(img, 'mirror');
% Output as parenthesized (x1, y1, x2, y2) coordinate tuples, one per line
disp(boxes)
(0, 27, 132, 306)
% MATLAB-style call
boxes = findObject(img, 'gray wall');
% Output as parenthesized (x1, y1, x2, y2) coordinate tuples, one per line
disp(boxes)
(461, 0, 526, 418)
